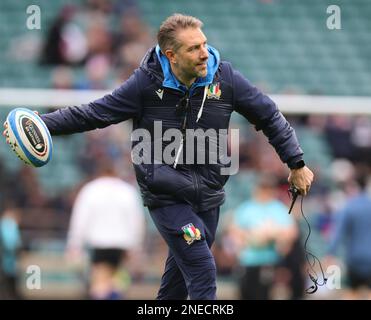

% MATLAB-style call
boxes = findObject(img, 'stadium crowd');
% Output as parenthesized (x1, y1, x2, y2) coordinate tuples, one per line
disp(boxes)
(1, 0, 371, 299)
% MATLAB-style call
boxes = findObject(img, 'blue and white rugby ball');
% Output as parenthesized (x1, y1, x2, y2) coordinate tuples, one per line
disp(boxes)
(5, 108, 52, 167)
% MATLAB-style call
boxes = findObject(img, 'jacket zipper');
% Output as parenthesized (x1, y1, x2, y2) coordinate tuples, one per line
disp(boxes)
(187, 91, 201, 211)
(174, 88, 202, 211)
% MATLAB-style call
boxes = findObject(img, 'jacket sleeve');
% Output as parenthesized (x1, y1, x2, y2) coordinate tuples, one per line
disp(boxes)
(233, 69, 303, 167)
(41, 70, 142, 135)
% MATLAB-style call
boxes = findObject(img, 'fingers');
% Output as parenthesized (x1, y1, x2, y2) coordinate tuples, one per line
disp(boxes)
(306, 184, 311, 194)
(295, 183, 310, 196)
(299, 184, 311, 196)
(302, 188, 307, 196)
(3, 121, 9, 144)
(288, 183, 309, 196)
(288, 178, 308, 196)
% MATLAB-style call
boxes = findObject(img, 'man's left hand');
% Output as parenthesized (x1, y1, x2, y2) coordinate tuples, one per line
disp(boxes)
(288, 166, 314, 196)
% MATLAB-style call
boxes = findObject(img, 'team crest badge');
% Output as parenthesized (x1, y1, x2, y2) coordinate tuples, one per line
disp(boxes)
(207, 82, 221, 99)
(182, 223, 201, 245)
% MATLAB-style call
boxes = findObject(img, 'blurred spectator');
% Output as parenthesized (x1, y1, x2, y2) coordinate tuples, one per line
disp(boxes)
(9, 167, 48, 209)
(76, 54, 112, 90)
(40, 5, 88, 66)
(66, 161, 145, 300)
(51, 66, 74, 89)
(315, 198, 334, 240)
(228, 174, 297, 299)
(326, 174, 371, 299)
(325, 115, 355, 160)
(40, 0, 154, 86)
(0, 208, 22, 299)
(112, 11, 155, 74)
(351, 116, 371, 164)
(85, 15, 112, 58)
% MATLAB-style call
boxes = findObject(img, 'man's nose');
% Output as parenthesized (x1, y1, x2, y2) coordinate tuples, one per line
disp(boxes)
(200, 46, 208, 59)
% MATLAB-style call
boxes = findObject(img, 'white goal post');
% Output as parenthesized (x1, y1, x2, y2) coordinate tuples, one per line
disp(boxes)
(0, 88, 370, 114)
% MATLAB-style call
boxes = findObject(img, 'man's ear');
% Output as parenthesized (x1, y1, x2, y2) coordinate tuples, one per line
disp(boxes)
(164, 49, 176, 64)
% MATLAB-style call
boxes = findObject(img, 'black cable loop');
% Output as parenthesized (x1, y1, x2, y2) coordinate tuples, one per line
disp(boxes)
(288, 188, 328, 294)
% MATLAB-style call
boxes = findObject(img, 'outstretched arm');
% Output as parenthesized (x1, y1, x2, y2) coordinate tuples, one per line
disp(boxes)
(41, 71, 142, 135)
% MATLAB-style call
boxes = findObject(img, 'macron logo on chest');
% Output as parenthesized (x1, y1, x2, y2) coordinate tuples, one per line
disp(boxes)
(155, 89, 164, 100)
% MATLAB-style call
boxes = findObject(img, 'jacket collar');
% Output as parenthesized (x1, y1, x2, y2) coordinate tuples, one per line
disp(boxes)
(155, 44, 220, 93)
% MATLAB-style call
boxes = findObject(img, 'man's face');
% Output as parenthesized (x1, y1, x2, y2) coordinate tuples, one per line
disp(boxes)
(167, 28, 209, 81)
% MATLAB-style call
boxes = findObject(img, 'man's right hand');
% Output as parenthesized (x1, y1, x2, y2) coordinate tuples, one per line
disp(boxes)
(288, 166, 314, 196)
(3, 110, 39, 145)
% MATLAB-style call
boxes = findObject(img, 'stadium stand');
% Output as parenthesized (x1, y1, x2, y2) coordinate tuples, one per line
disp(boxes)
(0, 0, 370, 299)
(0, 0, 370, 95)
(124, 0, 371, 96)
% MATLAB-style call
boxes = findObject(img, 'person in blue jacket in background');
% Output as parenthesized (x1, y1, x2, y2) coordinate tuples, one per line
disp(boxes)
(0, 207, 22, 299)
(4, 14, 313, 299)
(326, 175, 371, 299)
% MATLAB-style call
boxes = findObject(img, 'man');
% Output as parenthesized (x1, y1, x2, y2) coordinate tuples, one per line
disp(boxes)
(326, 175, 371, 299)
(3, 14, 313, 299)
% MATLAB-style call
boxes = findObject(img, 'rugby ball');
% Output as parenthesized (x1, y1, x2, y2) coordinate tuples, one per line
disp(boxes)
(5, 108, 52, 167)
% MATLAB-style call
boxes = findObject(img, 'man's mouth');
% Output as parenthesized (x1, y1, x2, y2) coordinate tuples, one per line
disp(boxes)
(197, 62, 207, 68)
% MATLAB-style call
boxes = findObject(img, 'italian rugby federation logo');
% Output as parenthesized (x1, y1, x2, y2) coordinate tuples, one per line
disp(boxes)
(182, 223, 201, 245)
(207, 82, 221, 99)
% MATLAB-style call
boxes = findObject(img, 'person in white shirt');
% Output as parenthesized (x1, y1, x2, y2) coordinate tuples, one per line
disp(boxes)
(66, 163, 145, 299)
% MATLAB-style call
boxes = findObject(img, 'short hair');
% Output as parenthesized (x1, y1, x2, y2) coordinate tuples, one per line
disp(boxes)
(157, 13, 203, 53)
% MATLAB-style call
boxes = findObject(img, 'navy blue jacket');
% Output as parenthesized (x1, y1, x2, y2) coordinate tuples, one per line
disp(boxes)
(41, 46, 303, 212)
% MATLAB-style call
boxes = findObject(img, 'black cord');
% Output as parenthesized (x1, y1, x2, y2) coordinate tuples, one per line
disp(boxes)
(299, 196, 328, 294)
(288, 188, 328, 294)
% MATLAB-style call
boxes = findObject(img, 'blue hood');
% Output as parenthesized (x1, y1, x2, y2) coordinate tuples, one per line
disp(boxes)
(155, 44, 220, 93)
